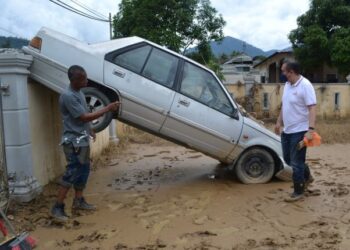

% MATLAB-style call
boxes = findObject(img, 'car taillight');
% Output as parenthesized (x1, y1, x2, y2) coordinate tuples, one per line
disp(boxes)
(29, 36, 42, 50)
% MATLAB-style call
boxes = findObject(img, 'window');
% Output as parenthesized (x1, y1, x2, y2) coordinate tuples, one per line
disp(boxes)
(113, 45, 151, 73)
(142, 48, 178, 88)
(180, 62, 234, 116)
(335, 92, 340, 110)
(263, 93, 269, 110)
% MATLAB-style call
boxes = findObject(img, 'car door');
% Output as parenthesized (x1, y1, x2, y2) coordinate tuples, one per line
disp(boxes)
(104, 43, 179, 132)
(160, 61, 243, 159)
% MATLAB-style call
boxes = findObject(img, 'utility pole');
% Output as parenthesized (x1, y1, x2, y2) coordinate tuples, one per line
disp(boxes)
(108, 12, 119, 143)
(109, 12, 112, 39)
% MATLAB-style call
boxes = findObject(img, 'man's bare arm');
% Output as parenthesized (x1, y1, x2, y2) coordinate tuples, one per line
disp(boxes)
(79, 101, 120, 122)
(274, 104, 283, 135)
(308, 105, 316, 129)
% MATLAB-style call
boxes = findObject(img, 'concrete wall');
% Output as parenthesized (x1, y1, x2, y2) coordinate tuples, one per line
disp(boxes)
(225, 83, 350, 119)
(28, 79, 110, 186)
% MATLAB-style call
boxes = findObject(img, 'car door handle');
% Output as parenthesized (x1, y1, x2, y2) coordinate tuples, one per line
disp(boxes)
(113, 69, 126, 78)
(178, 99, 190, 107)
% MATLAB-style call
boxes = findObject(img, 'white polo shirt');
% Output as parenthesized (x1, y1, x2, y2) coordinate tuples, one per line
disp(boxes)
(282, 76, 316, 134)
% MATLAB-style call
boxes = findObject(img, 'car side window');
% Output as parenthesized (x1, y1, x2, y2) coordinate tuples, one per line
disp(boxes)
(142, 48, 178, 88)
(113, 45, 151, 73)
(180, 62, 234, 116)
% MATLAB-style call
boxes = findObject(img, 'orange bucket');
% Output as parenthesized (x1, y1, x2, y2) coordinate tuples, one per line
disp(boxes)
(303, 131, 322, 147)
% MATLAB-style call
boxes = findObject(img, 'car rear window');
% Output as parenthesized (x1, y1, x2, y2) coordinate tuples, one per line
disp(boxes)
(113, 45, 151, 74)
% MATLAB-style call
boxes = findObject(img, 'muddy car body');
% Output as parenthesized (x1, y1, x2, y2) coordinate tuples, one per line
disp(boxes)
(23, 27, 291, 184)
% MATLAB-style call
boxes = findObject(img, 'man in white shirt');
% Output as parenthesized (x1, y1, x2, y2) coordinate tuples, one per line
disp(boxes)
(275, 60, 317, 202)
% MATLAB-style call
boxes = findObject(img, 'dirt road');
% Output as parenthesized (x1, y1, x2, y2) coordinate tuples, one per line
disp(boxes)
(11, 142, 350, 249)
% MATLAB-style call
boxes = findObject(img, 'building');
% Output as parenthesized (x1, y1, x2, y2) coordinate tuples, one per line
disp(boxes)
(253, 48, 347, 83)
(221, 54, 261, 85)
(253, 49, 293, 83)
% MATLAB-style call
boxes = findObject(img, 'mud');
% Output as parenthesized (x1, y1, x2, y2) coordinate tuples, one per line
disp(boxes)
(6, 143, 350, 249)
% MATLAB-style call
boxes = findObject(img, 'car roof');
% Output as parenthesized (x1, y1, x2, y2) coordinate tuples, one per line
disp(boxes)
(38, 27, 217, 77)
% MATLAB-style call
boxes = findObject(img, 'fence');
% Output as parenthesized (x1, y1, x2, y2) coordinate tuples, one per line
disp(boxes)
(225, 83, 350, 119)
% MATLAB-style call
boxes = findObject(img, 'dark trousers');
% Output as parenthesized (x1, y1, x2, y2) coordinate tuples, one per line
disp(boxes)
(60, 144, 90, 190)
(281, 131, 311, 184)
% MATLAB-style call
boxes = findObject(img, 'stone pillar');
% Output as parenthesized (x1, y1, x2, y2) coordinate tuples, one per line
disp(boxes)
(108, 120, 119, 143)
(0, 49, 42, 202)
(0, 93, 9, 209)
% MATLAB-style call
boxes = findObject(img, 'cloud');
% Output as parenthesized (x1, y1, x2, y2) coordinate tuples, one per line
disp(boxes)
(0, 0, 119, 43)
(212, 0, 310, 50)
(0, 0, 309, 51)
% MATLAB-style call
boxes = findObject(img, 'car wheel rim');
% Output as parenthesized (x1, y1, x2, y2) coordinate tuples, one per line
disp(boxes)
(85, 95, 105, 125)
(243, 156, 266, 178)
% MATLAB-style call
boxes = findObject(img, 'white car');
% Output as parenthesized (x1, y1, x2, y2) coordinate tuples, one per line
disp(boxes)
(23, 27, 291, 184)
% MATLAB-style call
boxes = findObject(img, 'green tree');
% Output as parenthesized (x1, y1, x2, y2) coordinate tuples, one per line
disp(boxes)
(186, 41, 224, 80)
(218, 53, 228, 64)
(0, 38, 11, 48)
(230, 50, 242, 58)
(289, 0, 350, 74)
(113, 0, 225, 53)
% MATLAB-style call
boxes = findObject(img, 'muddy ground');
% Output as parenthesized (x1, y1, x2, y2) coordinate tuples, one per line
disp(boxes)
(5, 126, 350, 250)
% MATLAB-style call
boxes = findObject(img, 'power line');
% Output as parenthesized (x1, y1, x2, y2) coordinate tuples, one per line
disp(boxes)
(70, 0, 108, 20)
(0, 27, 23, 38)
(49, 0, 109, 22)
(51, 0, 109, 21)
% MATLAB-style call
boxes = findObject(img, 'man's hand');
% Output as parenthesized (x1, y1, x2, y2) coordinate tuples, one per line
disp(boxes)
(80, 101, 121, 123)
(304, 130, 314, 140)
(274, 121, 282, 135)
(107, 101, 120, 112)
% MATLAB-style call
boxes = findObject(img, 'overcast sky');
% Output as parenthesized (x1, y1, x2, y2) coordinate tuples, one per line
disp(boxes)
(0, 0, 310, 51)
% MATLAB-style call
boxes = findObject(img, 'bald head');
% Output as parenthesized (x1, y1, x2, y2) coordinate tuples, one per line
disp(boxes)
(68, 65, 86, 81)
(68, 65, 88, 90)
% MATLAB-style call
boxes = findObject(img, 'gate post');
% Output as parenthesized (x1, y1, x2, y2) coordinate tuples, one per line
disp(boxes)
(0, 49, 41, 202)
(0, 88, 9, 209)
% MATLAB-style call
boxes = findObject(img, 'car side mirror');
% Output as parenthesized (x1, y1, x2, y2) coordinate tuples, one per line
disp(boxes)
(231, 108, 239, 119)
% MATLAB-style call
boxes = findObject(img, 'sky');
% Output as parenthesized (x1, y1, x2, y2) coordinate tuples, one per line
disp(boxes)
(0, 0, 310, 51)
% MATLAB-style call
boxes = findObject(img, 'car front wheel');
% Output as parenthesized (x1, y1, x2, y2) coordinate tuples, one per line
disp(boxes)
(235, 148, 275, 184)
(81, 87, 113, 133)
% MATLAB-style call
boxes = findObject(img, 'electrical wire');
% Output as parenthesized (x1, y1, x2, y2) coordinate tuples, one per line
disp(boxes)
(70, 0, 108, 20)
(48, 0, 109, 22)
(52, 0, 109, 21)
(0, 27, 22, 37)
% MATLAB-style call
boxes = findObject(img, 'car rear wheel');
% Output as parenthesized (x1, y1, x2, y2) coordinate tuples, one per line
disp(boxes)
(235, 148, 275, 184)
(81, 87, 113, 133)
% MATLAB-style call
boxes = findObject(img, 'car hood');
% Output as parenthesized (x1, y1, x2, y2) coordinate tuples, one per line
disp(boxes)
(243, 117, 281, 143)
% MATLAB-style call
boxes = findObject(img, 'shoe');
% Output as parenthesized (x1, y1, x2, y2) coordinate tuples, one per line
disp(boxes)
(72, 197, 96, 211)
(51, 203, 69, 222)
(284, 192, 304, 202)
(285, 182, 305, 202)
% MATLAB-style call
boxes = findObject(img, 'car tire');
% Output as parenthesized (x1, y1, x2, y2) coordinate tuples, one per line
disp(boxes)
(235, 148, 275, 184)
(81, 87, 113, 133)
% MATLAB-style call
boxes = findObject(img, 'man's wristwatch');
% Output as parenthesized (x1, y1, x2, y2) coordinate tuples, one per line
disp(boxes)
(309, 127, 315, 130)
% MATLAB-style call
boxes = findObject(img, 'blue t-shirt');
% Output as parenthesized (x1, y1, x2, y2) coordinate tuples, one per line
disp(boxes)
(59, 86, 90, 146)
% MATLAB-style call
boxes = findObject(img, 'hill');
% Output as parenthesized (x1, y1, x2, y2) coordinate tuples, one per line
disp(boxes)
(188, 36, 278, 58)
(0, 36, 29, 48)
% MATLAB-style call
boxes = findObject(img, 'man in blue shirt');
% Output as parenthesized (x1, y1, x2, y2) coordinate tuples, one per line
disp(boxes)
(51, 65, 120, 221)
